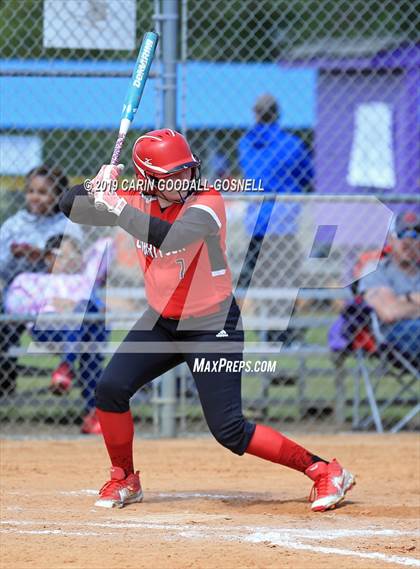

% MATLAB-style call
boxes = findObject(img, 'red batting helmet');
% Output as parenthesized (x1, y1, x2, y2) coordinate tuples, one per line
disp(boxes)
(132, 129, 201, 197)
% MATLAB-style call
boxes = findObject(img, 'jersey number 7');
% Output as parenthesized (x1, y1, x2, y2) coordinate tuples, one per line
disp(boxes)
(176, 259, 185, 279)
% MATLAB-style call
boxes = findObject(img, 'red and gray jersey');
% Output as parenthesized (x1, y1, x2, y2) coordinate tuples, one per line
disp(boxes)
(123, 187, 232, 318)
(61, 185, 232, 319)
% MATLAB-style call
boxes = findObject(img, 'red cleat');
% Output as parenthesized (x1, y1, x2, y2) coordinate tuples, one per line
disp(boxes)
(95, 467, 143, 509)
(50, 362, 75, 395)
(305, 459, 355, 512)
(80, 409, 102, 435)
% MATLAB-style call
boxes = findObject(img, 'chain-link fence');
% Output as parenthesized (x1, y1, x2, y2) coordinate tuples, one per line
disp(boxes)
(1, 0, 419, 435)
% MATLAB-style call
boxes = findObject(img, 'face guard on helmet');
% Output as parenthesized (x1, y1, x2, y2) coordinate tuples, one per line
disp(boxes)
(132, 129, 201, 203)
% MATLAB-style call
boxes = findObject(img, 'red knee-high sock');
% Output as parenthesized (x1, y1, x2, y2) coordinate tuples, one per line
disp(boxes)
(96, 409, 134, 475)
(245, 424, 323, 473)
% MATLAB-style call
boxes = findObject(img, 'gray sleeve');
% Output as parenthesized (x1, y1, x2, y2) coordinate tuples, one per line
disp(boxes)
(117, 203, 219, 253)
(59, 185, 119, 227)
(358, 262, 390, 294)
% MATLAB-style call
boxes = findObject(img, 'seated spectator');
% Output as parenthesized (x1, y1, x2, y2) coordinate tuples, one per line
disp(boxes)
(0, 164, 83, 284)
(4, 234, 111, 434)
(358, 211, 420, 365)
(0, 165, 83, 397)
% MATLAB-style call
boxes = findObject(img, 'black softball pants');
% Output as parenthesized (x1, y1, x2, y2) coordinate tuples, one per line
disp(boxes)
(96, 297, 256, 455)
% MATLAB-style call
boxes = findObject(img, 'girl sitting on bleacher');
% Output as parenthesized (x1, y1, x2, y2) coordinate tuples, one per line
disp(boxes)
(4, 234, 112, 434)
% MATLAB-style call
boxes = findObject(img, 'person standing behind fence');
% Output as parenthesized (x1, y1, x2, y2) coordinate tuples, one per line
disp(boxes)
(237, 94, 313, 343)
(0, 165, 83, 397)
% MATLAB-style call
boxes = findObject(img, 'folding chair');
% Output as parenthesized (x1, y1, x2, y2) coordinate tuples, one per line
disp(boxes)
(352, 311, 420, 433)
(330, 290, 419, 433)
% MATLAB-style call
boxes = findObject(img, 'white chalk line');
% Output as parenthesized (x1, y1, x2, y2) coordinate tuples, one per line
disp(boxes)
(6, 489, 266, 501)
(57, 489, 264, 500)
(2, 529, 103, 537)
(1, 518, 419, 567)
(246, 531, 420, 568)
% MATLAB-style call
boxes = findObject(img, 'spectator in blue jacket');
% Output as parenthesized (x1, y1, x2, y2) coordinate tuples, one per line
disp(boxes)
(237, 94, 314, 344)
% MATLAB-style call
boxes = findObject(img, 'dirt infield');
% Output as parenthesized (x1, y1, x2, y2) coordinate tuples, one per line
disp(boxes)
(1, 434, 419, 569)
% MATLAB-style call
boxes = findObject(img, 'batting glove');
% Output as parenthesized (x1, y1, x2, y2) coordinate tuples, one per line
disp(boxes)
(91, 163, 123, 193)
(95, 190, 127, 215)
(93, 164, 127, 215)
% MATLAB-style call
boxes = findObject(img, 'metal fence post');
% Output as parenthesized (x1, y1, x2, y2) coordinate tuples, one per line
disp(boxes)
(159, 0, 178, 438)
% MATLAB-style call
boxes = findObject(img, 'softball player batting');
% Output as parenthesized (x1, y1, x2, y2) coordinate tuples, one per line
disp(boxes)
(60, 129, 355, 512)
